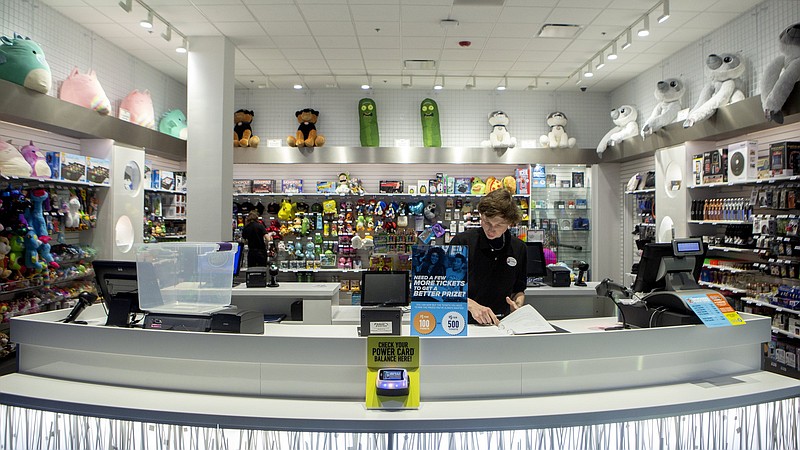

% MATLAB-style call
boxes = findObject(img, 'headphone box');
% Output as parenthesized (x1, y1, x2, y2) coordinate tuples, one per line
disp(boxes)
(545, 266, 571, 287)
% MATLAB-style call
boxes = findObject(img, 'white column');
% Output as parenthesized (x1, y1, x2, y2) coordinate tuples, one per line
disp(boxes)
(186, 36, 234, 242)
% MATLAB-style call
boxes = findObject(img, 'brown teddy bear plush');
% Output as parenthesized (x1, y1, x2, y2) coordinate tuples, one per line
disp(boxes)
(287, 108, 325, 147)
(234, 109, 260, 148)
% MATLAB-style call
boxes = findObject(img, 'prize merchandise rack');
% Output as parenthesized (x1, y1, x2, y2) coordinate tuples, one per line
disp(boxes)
(232, 163, 593, 299)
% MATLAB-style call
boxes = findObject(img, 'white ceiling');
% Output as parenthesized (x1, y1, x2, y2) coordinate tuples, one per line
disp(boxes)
(43, 0, 762, 91)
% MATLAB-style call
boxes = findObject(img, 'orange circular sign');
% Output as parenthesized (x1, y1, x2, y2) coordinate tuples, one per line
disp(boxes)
(413, 311, 435, 335)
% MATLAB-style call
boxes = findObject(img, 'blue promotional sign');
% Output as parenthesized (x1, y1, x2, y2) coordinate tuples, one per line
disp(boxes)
(410, 245, 468, 336)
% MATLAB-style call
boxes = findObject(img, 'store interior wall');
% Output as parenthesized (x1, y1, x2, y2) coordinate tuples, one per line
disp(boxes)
(0, 0, 187, 122)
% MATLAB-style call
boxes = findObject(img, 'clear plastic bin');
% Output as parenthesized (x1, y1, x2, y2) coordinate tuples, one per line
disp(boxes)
(136, 242, 238, 315)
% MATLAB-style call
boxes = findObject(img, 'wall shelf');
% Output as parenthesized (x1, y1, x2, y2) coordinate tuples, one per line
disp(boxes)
(0, 79, 186, 161)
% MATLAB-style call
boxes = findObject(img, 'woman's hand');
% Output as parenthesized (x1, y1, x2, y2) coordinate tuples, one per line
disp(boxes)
(506, 295, 523, 312)
(468, 298, 499, 325)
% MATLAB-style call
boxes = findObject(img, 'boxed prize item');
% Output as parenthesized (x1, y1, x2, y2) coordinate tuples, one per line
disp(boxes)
(379, 180, 403, 193)
(150, 169, 161, 189)
(60, 152, 87, 182)
(454, 177, 471, 195)
(136, 242, 238, 315)
(45, 151, 61, 179)
(160, 170, 175, 190)
(726, 141, 757, 182)
(417, 180, 430, 194)
(233, 179, 252, 193)
(702, 148, 727, 184)
(770, 141, 800, 176)
(757, 147, 772, 179)
(531, 164, 546, 188)
(282, 179, 303, 193)
(692, 154, 703, 185)
(515, 167, 530, 194)
(316, 181, 335, 193)
(174, 171, 187, 192)
(86, 157, 111, 185)
(252, 179, 276, 193)
(571, 172, 585, 188)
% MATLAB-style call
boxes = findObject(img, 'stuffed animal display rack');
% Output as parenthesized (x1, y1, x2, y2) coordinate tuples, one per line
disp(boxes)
(641, 78, 685, 138)
(761, 22, 800, 124)
(359, 98, 379, 147)
(118, 89, 156, 130)
(234, 109, 260, 148)
(539, 112, 576, 148)
(288, 109, 325, 148)
(481, 111, 517, 149)
(0, 33, 51, 94)
(597, 105, 639, 156)
(683, 53, 746, 128)
(58, 67, 111, 115)
(420, 98, 441, 147)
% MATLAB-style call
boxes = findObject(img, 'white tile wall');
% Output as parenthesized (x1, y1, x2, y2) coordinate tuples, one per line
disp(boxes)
(234, 88, 612, 149)
(0, 0, 187, 123)
(611, 0, 800, 126)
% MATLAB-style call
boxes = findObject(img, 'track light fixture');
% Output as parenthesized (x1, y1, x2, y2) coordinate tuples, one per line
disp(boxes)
(161, 26, 171, 42)
(527, 77, 538, 90)
(596, 53, 605, 70)
(658, 0, 670, 23)
(622, 28, 632, 50)
(637, 14, 650, 37)
(140, 11, 153, 29)
(608, 41, 618, 60)
(465, 76, 476, 90)
(176, 38, 187, 53)
(433, 76, 444, 90)
(119, 0, 132, 12)
(584, 62, 594, 78)
(496, 77, 507, 91)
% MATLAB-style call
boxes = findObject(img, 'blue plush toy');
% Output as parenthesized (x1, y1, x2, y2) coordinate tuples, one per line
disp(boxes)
(23, 229, 46, 273)
(0, 33, 51, 94)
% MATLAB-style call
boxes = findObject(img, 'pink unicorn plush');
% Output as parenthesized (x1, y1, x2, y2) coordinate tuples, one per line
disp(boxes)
(19, 141, 51, 178)
(119, 89, 156, 129)
(58, 67, 111, 115)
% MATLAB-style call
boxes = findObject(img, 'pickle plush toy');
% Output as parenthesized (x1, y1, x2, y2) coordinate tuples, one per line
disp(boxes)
(358, 98, 379, 147)
(420, 98, 441, 147)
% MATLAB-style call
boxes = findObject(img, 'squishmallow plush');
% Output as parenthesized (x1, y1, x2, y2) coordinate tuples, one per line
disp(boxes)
(0, 33, 51, 94)
(420, 98, 441, 147)
(0, 141, 32, 178)
(234, 109, 259, 147)
(597, 106, 638, 157)
(761, 23, 800, 124)
(159, 109, 188, 139)
(119, 89, 156, 129)
(683, 53, 746, 128)
(539, 112, 576, 148)
(481, 111, 517, 149)
(58, 67, 111, 115)
(19, 141, 50, 178)
(287, 109, 325, 148)
(358, 98, 379, 147)
(641, 78, 684, 138)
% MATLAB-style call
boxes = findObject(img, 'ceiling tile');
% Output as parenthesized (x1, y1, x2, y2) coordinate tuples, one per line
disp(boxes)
(524, 37, 571, 52)
(308, 21, 355, 36)
(264, 22, 311, 36)
(450, 5, 503, 22)
(497, 7, 552, 24)
(401, 22, 446, 38)
(321, 49, 362, 59)
(402, 49, 440, 60)
(233, 37, 278, 49)
(517, 50, 562, 62)
(248, 4, 304, 21)
(400, 6, 452, 22)
(491, 26, 541, 39)
(402, 36, 445, 49)
(359, 37, 401, 49)
(245, 49, 285, 59)
(683, 12, 740, 29)
(291, 59, 330, 70)
(592, 8, 645, 27)
(297, 4, 352, 21)
(196, 5, 252, 21)
(316, 36, 360, 49)
(149, 5, 208, 22)
(284, 48, 325, 59)
(664, 0, 719, 12)
(441, 47, 483, 61)
(172, 22, 220, 35)
(350, 5, 401, 21)
(446, 22, 495, 37)
(472, 60, 513, 73)
(483, 38, 530, 51)
(438, 60, 478, 71)
(326, 60, 366, 70)
(478, 50, 525, 62)
(355, 22, 401, 36)
(50, 6, 113, 24)
(362, 48, 402, 60)
(365, 60, 404, 71)
(545, 7, 603, 25)
(216, 22, 267, 37)
(270, 35, 318, 48)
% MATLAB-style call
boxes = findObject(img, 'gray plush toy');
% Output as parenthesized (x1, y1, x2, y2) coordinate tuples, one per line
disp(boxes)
(683, 53, 746, 128)
(761, 23, 800, 124)
(641, 78, 684, 138)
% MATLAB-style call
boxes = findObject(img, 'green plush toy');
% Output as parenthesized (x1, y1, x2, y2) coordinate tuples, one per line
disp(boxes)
(358, 98, 379, 147)
(0, 33, 51, 94)
(420, 98, 441, 147)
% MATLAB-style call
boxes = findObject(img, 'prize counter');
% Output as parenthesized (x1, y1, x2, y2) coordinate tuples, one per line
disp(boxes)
(1, 303, 798, 438)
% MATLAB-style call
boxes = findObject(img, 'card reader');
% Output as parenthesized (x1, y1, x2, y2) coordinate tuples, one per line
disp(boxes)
(376, 368, 409, 396)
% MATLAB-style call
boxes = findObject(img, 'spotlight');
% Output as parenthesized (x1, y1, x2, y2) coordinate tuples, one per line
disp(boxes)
(496, 77, 507, 91)
(161, 26, 172, 42)
(118, 0, 132, 12)
(176, 38, 187, 53)
(608, 41, 618, 60)
(433, 76, 444, 90)
(584, 62, 594, 78)
(637, 15, 650, 37)
(596, 53, 605, 70)
(140, 11, 153, 29)
(361, 84, 370, 90)
(293, 84, 303, 90)
(622, 29, 632, 50)
(527, 77, 538, 90)
(465, 76, 476, 90)
(658, 0, 670, 23)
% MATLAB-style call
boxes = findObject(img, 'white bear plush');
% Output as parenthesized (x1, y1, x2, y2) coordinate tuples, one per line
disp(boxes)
(641, 78, 684, 138)
(539, 112, 576, 148)
(596, 105, 638, 156)
(481, 111, 516, 149)
(683, 53, 746, 128)
(761, 23, 800, 124)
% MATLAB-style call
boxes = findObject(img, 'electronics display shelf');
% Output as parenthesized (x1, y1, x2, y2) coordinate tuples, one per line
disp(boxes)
(773, 328, 800, 339)
(624, 188, 656, 195)
(688, 220, 752, 225)
(702, 264, 759, 274)
(145, 187, 186, 194)
(688, 175, 800, 189)
(742, 297, 800, 316)
(234, 192, 529, 198)
(697, 280, 747, 294)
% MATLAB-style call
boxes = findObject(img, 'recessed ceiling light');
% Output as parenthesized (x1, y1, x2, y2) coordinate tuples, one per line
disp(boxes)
(293, 84, 303, 90)
(361, 84, 370, 90)
(537, 24, 582, 39)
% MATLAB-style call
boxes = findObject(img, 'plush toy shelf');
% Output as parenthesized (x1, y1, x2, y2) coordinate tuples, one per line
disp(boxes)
(0, 79, 186, 161)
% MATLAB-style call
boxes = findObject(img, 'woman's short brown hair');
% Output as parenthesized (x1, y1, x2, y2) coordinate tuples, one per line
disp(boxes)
(477, 189, 522, 225)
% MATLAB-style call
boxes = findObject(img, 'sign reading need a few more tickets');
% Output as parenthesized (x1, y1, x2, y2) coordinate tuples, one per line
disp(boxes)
(680, 291, 746, 327)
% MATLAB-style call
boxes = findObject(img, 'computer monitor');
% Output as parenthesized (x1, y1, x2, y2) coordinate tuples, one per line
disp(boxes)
(525, 242, 547, 278)
(92, 260, 143, 327)
(361, 270, 410, 307)
(631, 238, 706, 294)
(232, 242, 245, 277)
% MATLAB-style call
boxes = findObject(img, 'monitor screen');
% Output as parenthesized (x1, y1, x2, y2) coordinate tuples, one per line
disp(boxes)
(632, 241, 705, 294)
(232, 242, 244, 276)
(361, 271, 410, 306)
(525, 242, 547, 278)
